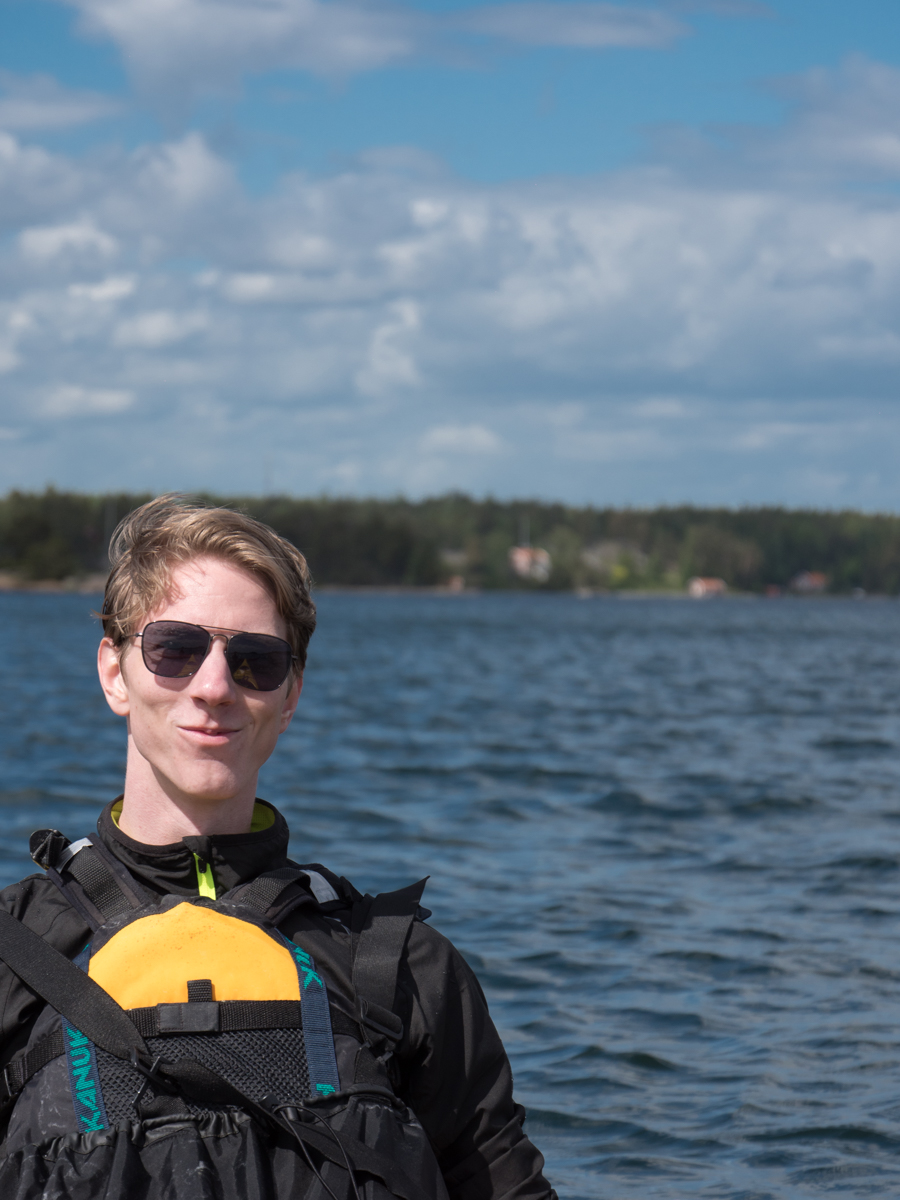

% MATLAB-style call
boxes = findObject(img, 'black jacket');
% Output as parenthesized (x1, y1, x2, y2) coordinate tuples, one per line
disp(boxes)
(0, 800, 556, 1200)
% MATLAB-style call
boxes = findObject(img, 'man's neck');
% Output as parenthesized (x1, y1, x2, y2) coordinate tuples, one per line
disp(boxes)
(117, 761, 258, 844)
(117, 790, 257, 843)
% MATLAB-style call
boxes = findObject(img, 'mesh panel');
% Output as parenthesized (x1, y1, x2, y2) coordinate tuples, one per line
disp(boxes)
(95, 1028, 310, 1123)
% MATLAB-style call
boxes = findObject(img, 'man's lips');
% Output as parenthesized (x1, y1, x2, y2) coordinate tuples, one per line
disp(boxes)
(179, 725, 242, 737)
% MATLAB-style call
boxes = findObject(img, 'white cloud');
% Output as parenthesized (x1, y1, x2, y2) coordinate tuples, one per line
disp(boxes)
(634, 397, 691, 419)
(0, 133, 90, 229)
(553, 425, 669, 462)
(19, 221, 118, 262)
(222, 273, 284, 302)
(459, 2, 685, 48)
(410, 199, 450, 229)
(0, 71, 121, 131)
(114, 309, 209, 346)
(419, 423, 504, 454)
(62, 0, 688, 110)
(69, 277, 136, 303)
(354, 300, 421, 395)
(43, 386, 136, 416)
(67, 0, 419, 104)
(127, 132, 235, 212)
(770, 56, 900, 178)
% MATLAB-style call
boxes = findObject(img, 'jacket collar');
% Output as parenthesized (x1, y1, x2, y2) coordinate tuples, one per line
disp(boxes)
(96, 798, 291, 897)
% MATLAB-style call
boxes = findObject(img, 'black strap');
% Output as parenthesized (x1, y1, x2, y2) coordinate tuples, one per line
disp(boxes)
(187, 978, 213, 1003)
(2, 1028, 65, 1101)
(129, 999, 303, 1036)
(128, 999, 361, 1038)
(350, 879, 427, 1059)
(31, 829, 150, 929)
(65, 849, 134, 921)
(0, 909, 148, 1061)
(236, 868, 307, 915)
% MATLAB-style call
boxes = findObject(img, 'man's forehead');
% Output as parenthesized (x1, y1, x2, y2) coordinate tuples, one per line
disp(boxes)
(141, 556, 285, 635)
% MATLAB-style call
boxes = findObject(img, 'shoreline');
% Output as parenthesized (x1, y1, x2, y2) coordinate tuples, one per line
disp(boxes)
(0, 572, 109, 594)
(0, 574, 887, 600)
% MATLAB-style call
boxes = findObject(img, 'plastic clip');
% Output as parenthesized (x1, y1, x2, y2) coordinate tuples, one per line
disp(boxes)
(0, 1063, 16, 1105)
(129, 1050, 174, 1111)
(358, 998, 403, 1043)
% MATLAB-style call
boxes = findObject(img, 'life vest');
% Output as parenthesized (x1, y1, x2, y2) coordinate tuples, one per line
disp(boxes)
(0, 829, 449, 1200)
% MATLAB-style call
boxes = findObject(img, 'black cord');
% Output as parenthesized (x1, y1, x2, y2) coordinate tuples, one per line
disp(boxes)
(275, 1103, 362, 1200)
(298, 1104, 363, 1200)
(265, 1105, 344, 1200)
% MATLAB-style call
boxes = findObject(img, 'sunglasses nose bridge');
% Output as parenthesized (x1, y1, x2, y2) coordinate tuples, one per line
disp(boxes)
(188, 634, 238, 694)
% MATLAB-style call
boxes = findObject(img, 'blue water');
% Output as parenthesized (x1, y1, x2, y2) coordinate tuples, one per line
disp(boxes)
(3, 591, 900, 1197)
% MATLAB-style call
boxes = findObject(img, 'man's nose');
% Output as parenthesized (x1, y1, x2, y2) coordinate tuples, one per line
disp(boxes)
(188, 636, 235, 702)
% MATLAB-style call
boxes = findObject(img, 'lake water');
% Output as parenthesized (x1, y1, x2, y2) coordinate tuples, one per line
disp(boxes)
(2, 590, 900, 1197)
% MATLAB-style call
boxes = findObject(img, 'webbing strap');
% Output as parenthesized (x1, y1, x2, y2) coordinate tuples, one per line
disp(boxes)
(0, 910, 148, 1061)
(2, 1028, 65, 1099)
(65, 851, 134, 921)
(31, 829, 150, 929)
(351, 878, 428, 1056)
(283, 937, 341, 1097)
(239, 868, 304, 913)
(128, 999, 302, 1036)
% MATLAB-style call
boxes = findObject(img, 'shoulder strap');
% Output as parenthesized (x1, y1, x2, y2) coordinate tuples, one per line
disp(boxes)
(0, 908, 148, 1077)
(230, 866, 342, 926)
(350, 878, 428, 1064)
(30, 829, 150, 929)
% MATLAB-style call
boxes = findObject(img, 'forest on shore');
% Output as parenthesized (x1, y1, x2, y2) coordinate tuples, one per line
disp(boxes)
(2, 488, 900, 593)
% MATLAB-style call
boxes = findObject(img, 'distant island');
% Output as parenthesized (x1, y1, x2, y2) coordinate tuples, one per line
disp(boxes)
(1, 488, 899, 595)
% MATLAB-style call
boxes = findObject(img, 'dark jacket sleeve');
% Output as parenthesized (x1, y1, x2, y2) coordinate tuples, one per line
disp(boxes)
(396, 922, 556, 1200)
(0, 875, 92, 1070)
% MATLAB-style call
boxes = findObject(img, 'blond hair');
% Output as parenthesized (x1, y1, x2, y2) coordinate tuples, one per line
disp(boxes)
(102, 496, 316, 671)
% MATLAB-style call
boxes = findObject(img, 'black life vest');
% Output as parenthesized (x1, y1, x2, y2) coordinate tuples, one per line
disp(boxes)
(0, 829, 449, 1200)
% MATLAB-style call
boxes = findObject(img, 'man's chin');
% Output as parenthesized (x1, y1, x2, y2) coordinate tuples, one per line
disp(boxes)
(169, 771, 249, 807)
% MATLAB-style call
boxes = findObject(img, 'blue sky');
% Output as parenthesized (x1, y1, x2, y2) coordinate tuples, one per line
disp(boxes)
(1, 0, 900, 506)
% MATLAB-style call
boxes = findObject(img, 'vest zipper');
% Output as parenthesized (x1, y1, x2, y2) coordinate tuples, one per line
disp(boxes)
(194, 853, 216, 899)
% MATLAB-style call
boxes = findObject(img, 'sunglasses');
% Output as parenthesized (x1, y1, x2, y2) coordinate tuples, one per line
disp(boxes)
(134, 621, 297, 692)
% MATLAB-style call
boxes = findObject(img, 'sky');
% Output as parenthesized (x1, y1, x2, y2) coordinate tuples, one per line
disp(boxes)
(2, 0, 900, 507)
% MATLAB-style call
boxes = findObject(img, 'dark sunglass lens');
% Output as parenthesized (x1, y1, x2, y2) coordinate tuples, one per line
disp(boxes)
(226, 633, 293, 691)
(141, 622, 210, 678)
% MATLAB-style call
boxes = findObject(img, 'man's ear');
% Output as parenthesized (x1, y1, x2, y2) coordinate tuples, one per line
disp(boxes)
(278, 674, 303, 734)
(98, 638, 131, 717)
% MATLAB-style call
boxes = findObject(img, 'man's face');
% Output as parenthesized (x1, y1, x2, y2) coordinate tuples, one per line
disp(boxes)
(98, 555, 301, 812)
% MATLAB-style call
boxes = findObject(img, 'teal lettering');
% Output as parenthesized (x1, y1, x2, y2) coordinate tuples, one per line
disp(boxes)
(294, 947, 311, 966)
(64, 1029, 106, 1131)
(72, 1064, 93, 1088)
(315, 1083, 336, 1096)
(301, 968, 323, 990)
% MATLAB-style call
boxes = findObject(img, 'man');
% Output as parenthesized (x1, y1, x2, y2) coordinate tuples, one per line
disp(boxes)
(0, 496, 556, 1199)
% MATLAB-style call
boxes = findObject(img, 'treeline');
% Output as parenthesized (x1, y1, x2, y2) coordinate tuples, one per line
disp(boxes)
(2, 488, 900, 593)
